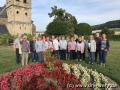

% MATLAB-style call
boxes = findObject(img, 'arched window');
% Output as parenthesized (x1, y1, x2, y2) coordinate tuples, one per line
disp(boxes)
(16, 11, 19, 14)
(25, 12, 28, 16)
(23, 0, 27, 3)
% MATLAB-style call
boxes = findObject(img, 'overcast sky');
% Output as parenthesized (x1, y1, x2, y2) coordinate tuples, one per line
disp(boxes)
(0, 0, 120, 31)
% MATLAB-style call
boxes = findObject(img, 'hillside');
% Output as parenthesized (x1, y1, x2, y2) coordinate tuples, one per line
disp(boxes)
(92, 20, 120, 30)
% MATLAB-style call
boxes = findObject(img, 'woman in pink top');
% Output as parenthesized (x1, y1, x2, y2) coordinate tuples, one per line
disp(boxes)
(68, 37, 76, 60)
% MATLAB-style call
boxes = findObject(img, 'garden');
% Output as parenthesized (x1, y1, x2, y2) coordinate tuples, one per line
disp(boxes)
(0, 60, 116, 90)
(0, 40, 120, 90)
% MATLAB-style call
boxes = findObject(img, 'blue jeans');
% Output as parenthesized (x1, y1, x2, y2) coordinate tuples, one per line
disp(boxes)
(37, 52, 44, 63)
(100, 50, 107, 64)
(89, 52, 95, 64)
(95, 50, 102, 63)
(32, 51, 38, 62)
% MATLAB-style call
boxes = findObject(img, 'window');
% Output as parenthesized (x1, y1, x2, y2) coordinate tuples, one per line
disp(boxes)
(20, 26, 21, 30)
(25, 12, 28, 16)
(23, 0, 27, 3)
(16, 0, 20, 2)
(16, 11, 19, 14)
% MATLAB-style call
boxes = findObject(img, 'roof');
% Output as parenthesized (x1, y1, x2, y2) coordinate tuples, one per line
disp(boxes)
(0, 6, 7, 18)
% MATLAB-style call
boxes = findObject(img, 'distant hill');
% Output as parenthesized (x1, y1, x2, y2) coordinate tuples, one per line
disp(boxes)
(92, 20, 120, 30)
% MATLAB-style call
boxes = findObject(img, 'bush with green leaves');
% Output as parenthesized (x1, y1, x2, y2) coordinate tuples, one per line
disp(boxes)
(46, 21, 71, 35)
(0, 34, 15, 45)
(75, 23, 92, 35)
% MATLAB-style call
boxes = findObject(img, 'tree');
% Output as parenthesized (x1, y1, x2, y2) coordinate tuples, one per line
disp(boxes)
(46, 6, 77, 35)
(101, 27, 114, 36)
(46, 21, 70, 35)
(75, 23, 92, 35)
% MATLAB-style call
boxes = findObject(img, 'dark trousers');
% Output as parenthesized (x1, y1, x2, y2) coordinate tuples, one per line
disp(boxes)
(52, 50, 60, 59)
(32, 51, 38, 62)
(66, 51, 70, 60)
(70, 50, 76, 60)
(60, 50, 66, 60)
(82, 50, 86, 60)
(95, 50, 101, 63)
(77, 51, 82, 61)
(100, 50, 107, 64)
(16, 48, 21, 64)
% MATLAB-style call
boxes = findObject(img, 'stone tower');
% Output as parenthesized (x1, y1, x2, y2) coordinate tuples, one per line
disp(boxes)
(6, 0, 33, 35)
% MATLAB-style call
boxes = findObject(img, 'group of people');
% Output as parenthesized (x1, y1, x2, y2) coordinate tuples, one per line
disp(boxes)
(13, 33, 110, 66)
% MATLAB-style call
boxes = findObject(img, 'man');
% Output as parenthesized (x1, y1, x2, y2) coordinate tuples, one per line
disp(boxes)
(30, 37, 37, 62)
(13, 34, 22, 64)
(95, 33, 102, 63)
(59, 36, 67, 60)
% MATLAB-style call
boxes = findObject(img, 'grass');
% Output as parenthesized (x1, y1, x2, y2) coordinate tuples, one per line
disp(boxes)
(0, 41, 120, 84)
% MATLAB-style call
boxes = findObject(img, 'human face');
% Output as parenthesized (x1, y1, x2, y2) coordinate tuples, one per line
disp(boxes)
(46, 37, 49, 41)
(39, 37, 41, 41)
(33, 37, 36, 41)
(62, 36, 65, 40)
(79, 37, 82, 41)
(71, 37, 74, 41)
(96, 33, 100, 37)
(81, 36, 84, 41)
(102, 34, 106, 40)
(90, 35, 94, 40)
(52, 36, 55, 39)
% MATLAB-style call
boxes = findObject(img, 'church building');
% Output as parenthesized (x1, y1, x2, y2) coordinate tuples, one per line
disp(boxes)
(0, 0, 36, 35)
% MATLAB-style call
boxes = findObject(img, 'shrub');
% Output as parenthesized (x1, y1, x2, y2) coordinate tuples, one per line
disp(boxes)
(109, 35, 120, 41)
(0, 34, 15, 45)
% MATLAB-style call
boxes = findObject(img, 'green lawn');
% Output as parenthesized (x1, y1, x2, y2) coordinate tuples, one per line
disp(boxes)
(0, 41, 120, 84)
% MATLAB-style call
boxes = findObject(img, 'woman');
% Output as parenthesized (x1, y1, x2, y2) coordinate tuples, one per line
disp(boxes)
(100, 34, 110, 66)
(52, 36, 59, 59)
(88, 35, 96, 64)
(21, 35, 30, 66)
(68, 37, 76, 60)
(76, 36, 85, 61)
(59, 36, 67, 60)
(35, 37, 45, 63)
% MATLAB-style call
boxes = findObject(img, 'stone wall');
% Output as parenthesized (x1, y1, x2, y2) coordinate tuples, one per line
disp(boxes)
(0, 18, 7, 25)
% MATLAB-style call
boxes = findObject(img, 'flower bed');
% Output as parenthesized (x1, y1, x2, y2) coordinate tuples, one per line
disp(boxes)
(0, 61, 113, 90)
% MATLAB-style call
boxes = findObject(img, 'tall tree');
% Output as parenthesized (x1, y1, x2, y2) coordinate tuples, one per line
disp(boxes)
(46, 6, 77, 35)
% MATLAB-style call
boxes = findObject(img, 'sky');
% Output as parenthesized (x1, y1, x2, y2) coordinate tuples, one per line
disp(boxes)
(0, 0, 120, 31)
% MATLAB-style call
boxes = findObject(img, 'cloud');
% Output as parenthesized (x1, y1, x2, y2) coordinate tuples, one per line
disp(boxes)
(1, 0, 120, 31)
(0, 0, 5, 6)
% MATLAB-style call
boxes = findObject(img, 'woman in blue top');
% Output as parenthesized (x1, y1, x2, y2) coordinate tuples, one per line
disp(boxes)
(100, 34, 110, 67)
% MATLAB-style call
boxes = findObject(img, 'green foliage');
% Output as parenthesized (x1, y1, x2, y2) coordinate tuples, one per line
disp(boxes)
(46, 6, 77, 35)
(24, 33, 33, 41)
(92, 20, 120, 30)
(46, 21, 70, 35)
(109, 35, 120, 41)
(101, 27, 114, 36)
(0, 34, 15, 45)
(75, 23, 92, 35)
